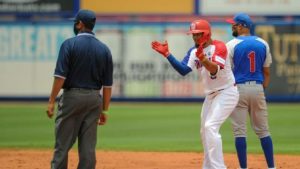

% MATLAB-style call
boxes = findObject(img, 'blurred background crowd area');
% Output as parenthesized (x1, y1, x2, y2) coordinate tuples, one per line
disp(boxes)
(0, 0, 299, 102)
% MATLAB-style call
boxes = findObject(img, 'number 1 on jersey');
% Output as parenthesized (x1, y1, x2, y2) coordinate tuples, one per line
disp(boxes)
(248, 51, 256, 73)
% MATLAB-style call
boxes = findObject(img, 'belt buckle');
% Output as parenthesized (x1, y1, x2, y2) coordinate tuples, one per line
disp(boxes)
(245, 81, 256, 84)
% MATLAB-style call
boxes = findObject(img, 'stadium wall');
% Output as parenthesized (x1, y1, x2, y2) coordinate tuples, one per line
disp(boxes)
(0, 20, 299, 102)
(1, 0, 300, 102)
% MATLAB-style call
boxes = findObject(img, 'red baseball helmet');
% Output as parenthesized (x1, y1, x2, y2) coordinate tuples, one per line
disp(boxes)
(187, 19, 211, 44)
(187, 19, 211, 36)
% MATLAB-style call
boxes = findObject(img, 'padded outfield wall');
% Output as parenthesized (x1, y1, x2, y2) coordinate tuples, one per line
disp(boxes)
(0, 20, 299, 102)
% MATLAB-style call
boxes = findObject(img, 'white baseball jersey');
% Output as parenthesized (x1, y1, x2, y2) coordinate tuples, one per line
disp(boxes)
(183, 40, 236, 95)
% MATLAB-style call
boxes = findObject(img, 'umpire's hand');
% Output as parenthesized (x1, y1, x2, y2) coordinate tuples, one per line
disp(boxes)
(46, 102, 55, 118)
(98, 113, 107, 125)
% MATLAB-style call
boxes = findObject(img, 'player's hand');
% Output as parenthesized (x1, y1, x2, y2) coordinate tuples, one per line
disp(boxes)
(151, 40, 170, 57)
(195, 45, 205, 61)
(98, 112, 107, 125)
(46, 102, 55, 119)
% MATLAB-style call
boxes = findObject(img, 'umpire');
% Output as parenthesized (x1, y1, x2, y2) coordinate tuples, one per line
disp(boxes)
(46, 9, 113, 169)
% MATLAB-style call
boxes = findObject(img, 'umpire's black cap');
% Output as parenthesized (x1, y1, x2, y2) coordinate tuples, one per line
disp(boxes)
(73, 9, 96, 29)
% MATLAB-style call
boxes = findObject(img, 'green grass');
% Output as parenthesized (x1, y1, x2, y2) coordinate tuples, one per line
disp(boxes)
(0, 102, 299, 154)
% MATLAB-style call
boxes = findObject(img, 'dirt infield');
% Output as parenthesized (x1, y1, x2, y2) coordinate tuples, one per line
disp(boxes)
(0, 149, 299, 169)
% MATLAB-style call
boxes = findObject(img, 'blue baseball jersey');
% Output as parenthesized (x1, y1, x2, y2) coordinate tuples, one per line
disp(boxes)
(54, 32, 113, 90)
(226, 36, 272, 84)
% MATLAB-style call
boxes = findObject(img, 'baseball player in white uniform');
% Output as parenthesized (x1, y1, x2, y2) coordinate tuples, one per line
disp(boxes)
(151, 19, 239, 169)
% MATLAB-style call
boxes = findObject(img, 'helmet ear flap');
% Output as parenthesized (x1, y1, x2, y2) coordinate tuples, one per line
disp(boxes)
(197, 31, 210, 46)
(204, 32, 211, 41)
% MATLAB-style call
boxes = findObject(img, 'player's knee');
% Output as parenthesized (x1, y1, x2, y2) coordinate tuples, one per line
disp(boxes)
(232, 127, 246, 137)
(203, 122, 218, 134)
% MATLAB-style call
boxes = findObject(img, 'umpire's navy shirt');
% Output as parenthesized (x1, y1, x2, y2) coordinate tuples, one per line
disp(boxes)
(54, 32, 113, 90)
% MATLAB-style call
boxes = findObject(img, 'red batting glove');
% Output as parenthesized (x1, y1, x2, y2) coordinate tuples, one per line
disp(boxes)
(151, 41, 170, 57)
(195, 46, 205, 61)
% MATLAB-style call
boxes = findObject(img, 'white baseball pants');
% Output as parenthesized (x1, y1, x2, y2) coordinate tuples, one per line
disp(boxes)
(201, 85, 239, 169)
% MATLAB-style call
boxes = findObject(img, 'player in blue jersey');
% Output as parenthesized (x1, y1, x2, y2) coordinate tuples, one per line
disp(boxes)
(226, 13, 275, 169)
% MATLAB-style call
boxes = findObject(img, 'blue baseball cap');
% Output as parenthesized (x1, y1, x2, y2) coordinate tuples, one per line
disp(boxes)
(226, 13, 253, 29)
(73, 9, 96, 28)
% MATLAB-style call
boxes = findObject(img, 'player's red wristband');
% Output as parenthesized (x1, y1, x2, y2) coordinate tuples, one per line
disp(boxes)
(164, 52, 170, 57)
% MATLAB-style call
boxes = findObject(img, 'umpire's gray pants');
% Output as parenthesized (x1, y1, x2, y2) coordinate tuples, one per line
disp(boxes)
(51, 89, 102, 169)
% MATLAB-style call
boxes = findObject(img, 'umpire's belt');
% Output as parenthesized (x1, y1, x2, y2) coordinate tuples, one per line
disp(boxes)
(236, 81, 262, 85)
(64, 88, 100, 92)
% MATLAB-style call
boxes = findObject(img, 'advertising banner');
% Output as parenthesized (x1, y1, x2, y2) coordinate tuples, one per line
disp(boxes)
(0, 21, 299, 100)
(256, 24, 300, 97)
(81, 0, 194, 15)
(0, 0, 79, 15)
(199, 0, 300, 15)
(0, 23, 73, 96)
